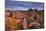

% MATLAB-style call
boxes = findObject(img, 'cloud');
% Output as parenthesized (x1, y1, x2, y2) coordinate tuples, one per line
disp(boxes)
(6, 6, 29, 11)
(15, 7, 29, 10)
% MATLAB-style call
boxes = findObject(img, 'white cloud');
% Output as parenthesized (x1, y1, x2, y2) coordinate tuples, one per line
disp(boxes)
(5, 7, 29, 11)
(5, 8, 12, 10)
(15, 7, 29, 10)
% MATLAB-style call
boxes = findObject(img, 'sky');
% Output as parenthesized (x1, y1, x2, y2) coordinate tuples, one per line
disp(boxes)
(5, 0, 44, 10)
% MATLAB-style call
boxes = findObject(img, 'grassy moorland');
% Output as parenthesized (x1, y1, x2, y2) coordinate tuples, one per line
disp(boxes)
(5, 8, 44, 31)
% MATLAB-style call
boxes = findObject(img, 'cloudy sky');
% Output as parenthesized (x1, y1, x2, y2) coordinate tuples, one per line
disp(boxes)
(5, 0, 44, 10)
